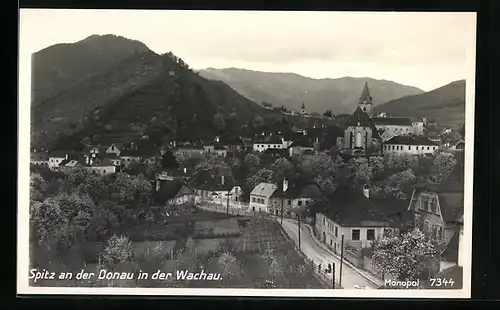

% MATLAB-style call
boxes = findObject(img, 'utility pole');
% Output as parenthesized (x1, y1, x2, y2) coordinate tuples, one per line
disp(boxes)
(332, 262, 336, 289)
(297, 214, 301, 250)
(280, 199, 284, 225)
(339, 234, 344, 288)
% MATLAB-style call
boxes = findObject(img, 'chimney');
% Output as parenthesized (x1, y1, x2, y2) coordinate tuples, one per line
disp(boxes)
(65, 154, 69, 160)
(86, 155, 90, 165)
(283, 178, 288, 192)
(221, 175, 225, 185)
(156, 179, 160, 192)
(183, 167, 187, 174)
(363, 184, 370, 198)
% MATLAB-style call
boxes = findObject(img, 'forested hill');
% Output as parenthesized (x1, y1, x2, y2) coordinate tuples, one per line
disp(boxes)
(30, 35, 277, 150)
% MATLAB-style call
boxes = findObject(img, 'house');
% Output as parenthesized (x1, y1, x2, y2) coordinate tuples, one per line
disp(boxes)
(156, 168, 192, 184)
(119, 150, 143, 168)
(252, 135, 286, 152)
(105, 143, 123, 156)
(446, 138, 465, 152)
(213, 145, 228, 157)
(173, 144, 205, 161)
(84, 157, 116, 175)
(30, 151, 49, 166)
(427, 132, 442, 145)
(407, 155, 464, 243)
(187, 170, 241, 206)
(288, 139, 316, 157)
(155, 179, 196, 206)
(58, 158, 81, 174)
(371, 116, 414, 136)
(269, 178, 326, 217)
(249, 182, 278, 213)
(421, 218, 464, 289)
(48, 151, 69, 170)
(382, 135, 438, 155)
(314, 185, 409, 253)
(219, 136, 246, 152)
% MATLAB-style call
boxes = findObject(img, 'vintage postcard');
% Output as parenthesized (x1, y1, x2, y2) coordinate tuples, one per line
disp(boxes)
(18, 10, 476, 298)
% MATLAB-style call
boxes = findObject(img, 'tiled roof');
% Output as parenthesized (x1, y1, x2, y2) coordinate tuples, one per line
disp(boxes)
(441, 231, 459, 263)
(346, 108, 380, 139)
(359, 81, 372, 104)
(31, 152, 49, 161)
(219, 136, 244, 146)
(120, 150, 143, 157)
(187, 170, 236, 191)
(262, 148, 289, 157)
(175, 185, 195, 198)
(290, 138, 314, 148)
(250, 182, 278, 198)
(48, 150, 69, 158)
(385, 135, 437, 146)
(155, 179, 183, 203)
(317, 185, 408, 227)
(254, 135, 283, 144)
(438, 193, 464, 222)
(371, 117, 412, 126)
(272, 180, 326, 200)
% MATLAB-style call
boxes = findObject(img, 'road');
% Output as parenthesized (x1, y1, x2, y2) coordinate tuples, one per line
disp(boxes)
(281, 218, 378, 289)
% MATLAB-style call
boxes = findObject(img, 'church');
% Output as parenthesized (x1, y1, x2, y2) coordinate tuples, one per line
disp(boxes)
(336, 82, 425, 155)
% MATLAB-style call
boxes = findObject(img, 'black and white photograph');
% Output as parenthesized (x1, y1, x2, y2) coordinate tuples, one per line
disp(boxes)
(18, 10, 476, 298)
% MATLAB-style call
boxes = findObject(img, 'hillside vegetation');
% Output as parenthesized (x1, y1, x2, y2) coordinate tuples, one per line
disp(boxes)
(197, 68, 424, 114)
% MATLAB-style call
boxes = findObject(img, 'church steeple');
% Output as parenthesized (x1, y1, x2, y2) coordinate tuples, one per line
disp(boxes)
(300, 102, 306, 115)
(358, 81, 373, 116)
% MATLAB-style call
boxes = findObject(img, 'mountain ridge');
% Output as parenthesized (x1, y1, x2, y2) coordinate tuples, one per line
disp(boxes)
(197, 68, 425, 114)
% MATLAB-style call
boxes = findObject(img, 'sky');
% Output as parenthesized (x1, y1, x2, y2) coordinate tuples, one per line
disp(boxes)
(20, 10, 476, 91)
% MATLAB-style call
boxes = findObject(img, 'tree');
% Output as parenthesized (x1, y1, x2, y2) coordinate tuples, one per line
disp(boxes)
(243, 153, 260, 167)
(30, 198, 74, 251)
(213, 112, 226, 132)
(323, 109, 333, 118)
(260, 249, 283, 284)
(30, 173, 47, 204)
(161, 151, 178, 169)
(271, 158, 294, 182)
(371, 229, 439, 281)
(216, 252, 242, 287)
(252, 115, 264, 129)
(245, 168, 274, 189)
(194, 153, 230, 174)
(298, 152, 337, 181)
(372, 168, 416, 200)
(348, 157, 373, 186)
(431, 152, 457, 182)
(101, 234, 134, 270)
(368, 156, 385, 180)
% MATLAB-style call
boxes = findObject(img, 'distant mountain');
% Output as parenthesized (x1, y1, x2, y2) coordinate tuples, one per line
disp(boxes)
(373, 80, 466, 126)
(30, 35, 274, 150)
(197, 68, 424, 114)
(32, 34, 151, 105)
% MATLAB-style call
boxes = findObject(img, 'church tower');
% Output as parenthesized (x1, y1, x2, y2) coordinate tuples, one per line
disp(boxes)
(358, 81, 373, 116)
(300, 102, 306, 115)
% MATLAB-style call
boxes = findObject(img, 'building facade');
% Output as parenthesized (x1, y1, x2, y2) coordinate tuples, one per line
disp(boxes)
(383, 135, 438, 155)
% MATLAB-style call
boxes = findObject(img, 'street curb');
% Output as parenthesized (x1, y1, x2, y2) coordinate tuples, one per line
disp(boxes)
(282, 218, 383, 288)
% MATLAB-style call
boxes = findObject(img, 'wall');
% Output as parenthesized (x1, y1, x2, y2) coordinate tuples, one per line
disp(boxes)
(84, 165, 116, 176)
(49, 157, 65, 169)
(375, 124, 413, 135)
(253, 143, 286, 152)
(344, 126, 373, 149)
(383, 143, 438, 155)
(120, 156, 141, 168)
(249, 195, 270, 212)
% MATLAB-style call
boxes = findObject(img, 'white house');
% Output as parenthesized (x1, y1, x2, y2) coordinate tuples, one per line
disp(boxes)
(288, 140, 315, 157)
(119, 150, 143, 168)
(187, 171, 241, 207)
(314, 185, 408, 253)
(253, 136, 286, 152)
(84, 158, 116, 176)
(105, 143, 123, 156)
(269, 178, 326, 217)
(371, 116, 414, 136)
(30, 151, 49, 166)
(249, 182, 278, 212)
(382, 135, 438, 155)
(48, 151, 69, 170)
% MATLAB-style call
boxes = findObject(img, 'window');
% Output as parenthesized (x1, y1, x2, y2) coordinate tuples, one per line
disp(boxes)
(252, 197, 256, 203)
(323, 218, 326, 225)
(427, 146, 430, 150)
(437, 226, 443, 238)
(408, 146, 411, 150)
(335, 226, 338, 237)
(428, 199, 433, 212)
(367, 229, 375, 241)
(288, 200, 291, 205)
(103, 170, 106, 173)
(416, 146, 419, 150)
(352, 229, 360, 241)
(298, 200, 302, 206)
(330, 240, 333, 245)
(392, 145, 395, 150)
